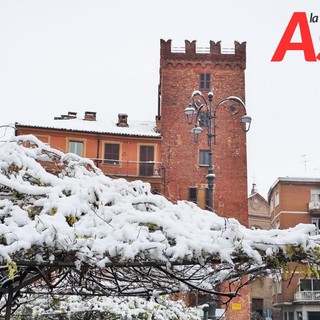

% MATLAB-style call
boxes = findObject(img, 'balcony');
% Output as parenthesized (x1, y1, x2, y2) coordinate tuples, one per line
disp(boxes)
(95, 159, 163, 179)
(308, 201, 320, 215)
(294, 291, 320, 301)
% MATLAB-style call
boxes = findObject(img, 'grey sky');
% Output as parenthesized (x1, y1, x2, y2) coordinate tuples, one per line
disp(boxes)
(1, 0, 320, 199)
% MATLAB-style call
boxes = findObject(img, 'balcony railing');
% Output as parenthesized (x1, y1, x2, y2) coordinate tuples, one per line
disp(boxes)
(294, 290, 320, 301)
(94, 159, 163, 178)
(308, 201, 320, 215)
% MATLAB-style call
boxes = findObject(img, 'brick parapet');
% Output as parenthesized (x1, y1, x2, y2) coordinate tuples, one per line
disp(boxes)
(160, 39, 246, 69)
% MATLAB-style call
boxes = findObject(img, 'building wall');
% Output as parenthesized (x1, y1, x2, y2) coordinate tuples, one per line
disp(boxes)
(158, 39, 249, 227)
(269, 178, 320, 318)
(270, 181, 319, 228)
(247, 190, 281, 319)
(16, 125, 162, 192)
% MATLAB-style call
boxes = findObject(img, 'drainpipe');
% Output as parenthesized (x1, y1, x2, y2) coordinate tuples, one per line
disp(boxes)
(96, 135, 101, 168)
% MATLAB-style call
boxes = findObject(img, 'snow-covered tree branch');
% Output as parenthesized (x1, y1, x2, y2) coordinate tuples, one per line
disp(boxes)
(11, 295, 202, 320)
(0, 135, 320, 317)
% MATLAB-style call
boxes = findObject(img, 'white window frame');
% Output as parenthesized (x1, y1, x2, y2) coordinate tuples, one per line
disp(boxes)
(270, 198, 274, 212)
(275, 191, 280, 207)
(68, 140, 83, 157)
(311, 189, 320, 202)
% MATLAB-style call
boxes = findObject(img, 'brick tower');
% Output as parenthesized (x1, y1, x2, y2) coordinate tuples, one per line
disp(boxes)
(157, 38, 251, 320)
(158, 39, 249, 227)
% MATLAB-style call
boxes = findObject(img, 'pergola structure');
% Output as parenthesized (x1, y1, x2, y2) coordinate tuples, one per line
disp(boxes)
(0, 135, 319, 319)
(1, 255, 316, 319)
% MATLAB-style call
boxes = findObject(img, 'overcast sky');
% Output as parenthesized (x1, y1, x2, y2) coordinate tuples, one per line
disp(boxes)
(1, 0, 320, 199)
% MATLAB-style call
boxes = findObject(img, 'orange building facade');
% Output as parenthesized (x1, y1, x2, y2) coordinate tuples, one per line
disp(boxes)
(16, 112, 162, 193)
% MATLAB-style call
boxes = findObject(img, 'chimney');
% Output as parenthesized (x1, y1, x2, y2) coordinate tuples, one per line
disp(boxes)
(117, 113, 129, 127)
(155, 115, 161, 133)
(68, 111, 77, 119)
(54, 111, 77, 120)
(84, 111, 96, 121)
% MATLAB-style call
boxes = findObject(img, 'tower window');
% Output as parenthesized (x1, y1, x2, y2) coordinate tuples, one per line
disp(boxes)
(199, 150, 210, 166)
(188, 187, 197, 204)
(200, 74, 211, 90)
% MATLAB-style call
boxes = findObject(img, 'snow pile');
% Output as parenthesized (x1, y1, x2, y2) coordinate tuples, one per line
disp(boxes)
(0, 135, 319, 270)
(14, 295, 201, 320)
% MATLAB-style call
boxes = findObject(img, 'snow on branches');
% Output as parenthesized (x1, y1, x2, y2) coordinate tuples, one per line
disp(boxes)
(13, 295, 202, 320)
(0, 135, 320, 298)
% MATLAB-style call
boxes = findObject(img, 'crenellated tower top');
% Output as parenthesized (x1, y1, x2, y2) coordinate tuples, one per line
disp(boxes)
(160, 39, 246, 69)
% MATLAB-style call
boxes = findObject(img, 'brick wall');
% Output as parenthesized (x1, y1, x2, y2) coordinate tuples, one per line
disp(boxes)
(159, 39, 249, 226)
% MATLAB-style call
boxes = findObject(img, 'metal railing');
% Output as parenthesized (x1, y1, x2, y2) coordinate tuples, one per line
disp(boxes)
(294, 290, 320, 301)
(94, 159, 163, 178)
(309, 201, 320, 212)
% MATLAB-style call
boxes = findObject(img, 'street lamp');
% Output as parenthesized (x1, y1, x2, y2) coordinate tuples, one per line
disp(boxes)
(184, 90, 251, 212)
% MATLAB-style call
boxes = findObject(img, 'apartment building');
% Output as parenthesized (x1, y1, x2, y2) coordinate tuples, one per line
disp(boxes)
(269, 177, 320, 320)
(15, 111, 162, 193)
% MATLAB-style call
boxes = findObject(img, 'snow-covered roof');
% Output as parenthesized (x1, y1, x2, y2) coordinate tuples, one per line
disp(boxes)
(16, 115, 161, 138)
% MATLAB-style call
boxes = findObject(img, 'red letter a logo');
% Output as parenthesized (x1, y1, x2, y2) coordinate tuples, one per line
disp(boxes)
(271, 12, 317, 62)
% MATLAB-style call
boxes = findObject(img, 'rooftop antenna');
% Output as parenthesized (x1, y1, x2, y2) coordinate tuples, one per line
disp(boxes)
(301, 154, 309, 171)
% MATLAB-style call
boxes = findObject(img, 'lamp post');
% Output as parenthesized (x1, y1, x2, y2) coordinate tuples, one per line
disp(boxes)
(184, 90, 251, 212)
